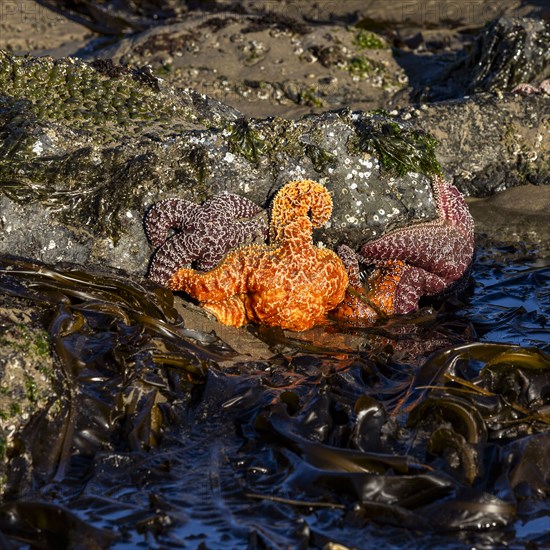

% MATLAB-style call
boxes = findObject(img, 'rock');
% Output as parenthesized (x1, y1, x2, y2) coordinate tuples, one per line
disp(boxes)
(32, 0, 392, 35)
(411, 93, 549, 196)
(0, 299, 64, 497)
(35, 0, 189, 34)
(418, 17, 550, 101)
(0, 50, 439, 276)
(0, 49, 547, 277)
(89, 11, 405, 118)
(467, 185, 550, 257)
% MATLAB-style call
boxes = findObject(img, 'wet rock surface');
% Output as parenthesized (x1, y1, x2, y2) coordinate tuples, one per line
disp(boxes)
(91, 11, 406, 118)
(0, 44, 547, 275)
(0, 49, 442, 275)
(413, 93, 549, 196)
(418, 16, 550, 101)
(467, 184, 550, 257)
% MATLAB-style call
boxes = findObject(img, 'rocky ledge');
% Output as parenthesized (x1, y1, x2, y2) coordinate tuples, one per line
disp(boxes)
(0, 47, 547, 276)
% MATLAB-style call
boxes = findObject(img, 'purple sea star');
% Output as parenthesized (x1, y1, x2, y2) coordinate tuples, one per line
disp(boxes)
(357, 176, 475, 314)
(332, 176, 474, 323)
(144, 193, 268, 285)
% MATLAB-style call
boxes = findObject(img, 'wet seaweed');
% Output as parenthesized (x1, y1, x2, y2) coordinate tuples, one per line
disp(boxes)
(0, 251, 549, 548)
(228, 118, 266, 164)
(0, 257, 217, 499)
(350, 114, 442, 177)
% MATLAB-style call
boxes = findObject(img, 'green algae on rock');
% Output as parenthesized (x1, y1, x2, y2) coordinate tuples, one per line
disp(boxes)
(0, 45, 546, 276)
(228, 118, 267, 164)
(353, 29, 388, 50)
(0, 49, 440, 275)
(0, 306, 61, 497)
(0, 50, 230, 143)
(348, 115, 442, 177)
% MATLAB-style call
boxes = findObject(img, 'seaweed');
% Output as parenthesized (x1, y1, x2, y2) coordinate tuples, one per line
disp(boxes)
(0, 51, 192, 142)
(353, 29, 388, 50)
(0, 253, 549, 547)
(304, 143, 337, 173)
(228, 118, 266, 164)
(350, 114, 442, 177)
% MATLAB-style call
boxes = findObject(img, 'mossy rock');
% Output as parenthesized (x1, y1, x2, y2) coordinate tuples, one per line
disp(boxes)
(0, 49, 446, 275)
(420, 16, 550, 101)
(0, 307, 61, 498)
(2, 47, 545, 276)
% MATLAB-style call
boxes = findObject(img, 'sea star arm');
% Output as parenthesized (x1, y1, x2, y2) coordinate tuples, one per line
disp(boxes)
(360, 224, 470, 282)
(202, 296, 248, 327)
(269, 180, 333, 243)
(337, 244, 363, 287)
(187, 194, 267, 269)
(394, 267, 446, 313)
(332, 246, 447, 322)
(237, 212, 269, 244)
(330, 245, 379, 324)
(145, 194, 268, 285)
(148, 231, 208, 284)
(359, 177, 474, 285)
(210, 192, 266, 221)
(168, 249, 252, 302)
(316, 248, 350, 310)
(512, 79, 550, 95)
(144, 198, 198, 248)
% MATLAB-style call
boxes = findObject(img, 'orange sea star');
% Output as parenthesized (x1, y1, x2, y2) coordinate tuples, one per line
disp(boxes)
(330, 244, 407, 325)
(168, 180, 349, 332)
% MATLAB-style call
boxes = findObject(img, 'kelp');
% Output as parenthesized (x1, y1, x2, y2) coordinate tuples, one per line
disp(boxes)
(0, 252, 549, 548)
(244, 342, 549, 546)
(0, 256, 220, 501)
(0, 501, 116, 549)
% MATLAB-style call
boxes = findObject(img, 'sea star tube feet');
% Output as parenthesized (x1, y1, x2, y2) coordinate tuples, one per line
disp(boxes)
(144, 193, 268, 285)
(168, 180, 349, 332)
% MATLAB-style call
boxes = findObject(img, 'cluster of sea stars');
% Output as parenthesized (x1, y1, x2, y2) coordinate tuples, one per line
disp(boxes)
(332, 175, 475, 324)
(144, 177, 474, 331)
(168, 180, 349, 332)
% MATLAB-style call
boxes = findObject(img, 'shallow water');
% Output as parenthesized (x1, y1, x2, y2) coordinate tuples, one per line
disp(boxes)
(461, 246, 549, 351)
(0, 244, 549, 549)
